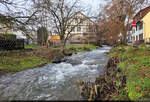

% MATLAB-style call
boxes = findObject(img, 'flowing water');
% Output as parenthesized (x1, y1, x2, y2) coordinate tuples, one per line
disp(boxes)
(0, 46, 111, 100)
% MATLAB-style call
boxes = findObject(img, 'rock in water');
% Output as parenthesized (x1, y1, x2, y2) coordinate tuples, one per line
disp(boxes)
(63, 49, 73, 56)
(66, 59, 82, 66)
(52, 54, 66, 63)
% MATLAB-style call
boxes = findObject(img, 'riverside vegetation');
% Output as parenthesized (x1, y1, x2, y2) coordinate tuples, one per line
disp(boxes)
(80, 44, 150, 101)
(0, 44, 98, 75)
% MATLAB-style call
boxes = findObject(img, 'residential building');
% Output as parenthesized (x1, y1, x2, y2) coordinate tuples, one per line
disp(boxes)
(127, 25, 133, 43)
(0, 14, 13, 35)
(128, 6, 150, 44)
(13, 29, 38, 44)
(0, 24, 13, 34)
(13, 30, 27, 39)
(142, 11, 150, 43)
(66, 12, 98, 45)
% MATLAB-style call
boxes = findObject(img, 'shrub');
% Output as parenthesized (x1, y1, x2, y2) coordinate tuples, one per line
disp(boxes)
(0, 34, 16, 39)
(37, 27, 48, 46)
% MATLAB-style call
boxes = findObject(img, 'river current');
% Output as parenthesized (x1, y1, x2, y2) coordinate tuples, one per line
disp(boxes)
(0, 46, 111, 100)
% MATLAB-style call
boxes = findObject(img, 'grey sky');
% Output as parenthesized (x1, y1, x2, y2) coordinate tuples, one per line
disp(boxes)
(80, 0, 105, 15)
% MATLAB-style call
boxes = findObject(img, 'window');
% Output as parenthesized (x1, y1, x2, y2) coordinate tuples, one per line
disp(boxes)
(77, 37, 80, 40)
(139, 23, 143, 30)
(136, 35, 138, 40)
(78, 18, 81, 23)
(139, 34, 143, 40)
(133, 36, 135, 41)
(71, 27, 75, 32)
(77, 27, 81, 32)
(75, 18, 78, 24)
(80, 18, 83, 24)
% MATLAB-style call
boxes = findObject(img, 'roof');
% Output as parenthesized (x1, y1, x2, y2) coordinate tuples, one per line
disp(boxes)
(133, 6, 150, 22)
(49, 35, 60, 40)
(69, 11, 96, 25)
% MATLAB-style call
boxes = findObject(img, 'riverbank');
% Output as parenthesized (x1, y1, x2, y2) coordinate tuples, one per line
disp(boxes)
(109, 45, 150, 101)
(80, 45, 150, 101)
(0, 46, 109, 100)
(0, 44, 98, 75)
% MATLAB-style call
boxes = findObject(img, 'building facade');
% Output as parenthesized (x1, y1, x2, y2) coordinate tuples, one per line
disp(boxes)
(0, 14, 13, 35)
(66, 12, 97, 45)
(127, 6, 150, 44)
(0, 23, 13, 34)
(142, 11, 150, 43)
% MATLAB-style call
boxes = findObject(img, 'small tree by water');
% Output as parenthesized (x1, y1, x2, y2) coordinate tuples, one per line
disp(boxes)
(37, 27, 48, 46)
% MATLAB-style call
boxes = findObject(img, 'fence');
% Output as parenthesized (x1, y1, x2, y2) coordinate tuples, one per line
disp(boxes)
(0, 39, 24, 50)
(48, 39, 61, 47)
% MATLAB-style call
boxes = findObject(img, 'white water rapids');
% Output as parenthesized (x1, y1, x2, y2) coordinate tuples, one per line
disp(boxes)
(0, 46, 111, 100)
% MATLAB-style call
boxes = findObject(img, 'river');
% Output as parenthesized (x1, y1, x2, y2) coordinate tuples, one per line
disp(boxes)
(0, 46, 111, 100)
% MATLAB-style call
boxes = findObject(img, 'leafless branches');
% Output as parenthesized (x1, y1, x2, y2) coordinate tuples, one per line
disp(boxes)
(98, 0, 148, 45)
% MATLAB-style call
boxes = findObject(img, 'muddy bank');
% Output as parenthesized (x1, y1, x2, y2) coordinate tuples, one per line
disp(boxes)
(80, 56, 129, 101)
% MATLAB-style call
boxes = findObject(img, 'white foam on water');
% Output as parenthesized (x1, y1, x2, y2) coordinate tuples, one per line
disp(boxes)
(0, 46, 112, 100)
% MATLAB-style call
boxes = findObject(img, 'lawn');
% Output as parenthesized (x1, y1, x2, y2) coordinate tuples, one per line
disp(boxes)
(24, 44, 41, 49)
(0, 44, 98, 73)
(65, 44, 99, 52)
(109, 45, 150, 101)
(0, 56, 48, 72)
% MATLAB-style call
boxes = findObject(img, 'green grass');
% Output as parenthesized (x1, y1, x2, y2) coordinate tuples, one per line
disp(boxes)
(109, 45, 150, 101)
(25, 44, 98, 52)
(0, 56, 48, 72)
(65, 44, 99, 52)
(0, 44, 98, 73)
(24, 44, 41, 49)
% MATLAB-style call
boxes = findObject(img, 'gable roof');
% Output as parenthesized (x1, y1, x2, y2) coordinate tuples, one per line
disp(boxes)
(69, 11, 96, 24)
(133, 6, 150, 22)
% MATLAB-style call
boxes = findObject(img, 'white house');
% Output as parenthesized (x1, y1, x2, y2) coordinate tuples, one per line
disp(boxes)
(127, 22, 144, 43)
(127, 6, 150, 44)
(13, 30, 27, 39)
(66, 12, 98, 44)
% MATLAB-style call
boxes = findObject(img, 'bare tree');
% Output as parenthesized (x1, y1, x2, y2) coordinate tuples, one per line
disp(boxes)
(98, 0, 149, 44)
(33, 0, 89, 48)
(0, 0, 40, 40)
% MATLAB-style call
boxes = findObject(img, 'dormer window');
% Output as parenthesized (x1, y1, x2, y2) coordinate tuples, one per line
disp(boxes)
(71, 26, 75, 32)
(75, 18, 78, 24)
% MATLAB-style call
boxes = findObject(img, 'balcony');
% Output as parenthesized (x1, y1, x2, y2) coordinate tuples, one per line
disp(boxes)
(132, 29, 143, 36)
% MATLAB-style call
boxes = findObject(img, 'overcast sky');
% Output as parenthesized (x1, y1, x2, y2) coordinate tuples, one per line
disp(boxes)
(80, 0, 106, 16)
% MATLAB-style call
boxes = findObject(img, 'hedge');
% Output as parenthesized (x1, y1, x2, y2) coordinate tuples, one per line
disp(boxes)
(0, 34, 16, 39)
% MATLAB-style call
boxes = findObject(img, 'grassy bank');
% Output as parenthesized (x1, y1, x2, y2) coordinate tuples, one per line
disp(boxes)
(109, 45, 150, 101)
(79, 45, 150, 101)
(0, 44, 98, 74)
(0, 56, 48, 72)
(65, 44, 99, 52)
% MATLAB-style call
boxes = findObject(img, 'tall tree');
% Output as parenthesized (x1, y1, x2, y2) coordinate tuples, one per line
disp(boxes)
(37, 26, 48, 46)
(33, 0, 88, 47)
(0, 0, 39, 40)
(98, 0, 148, 44)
